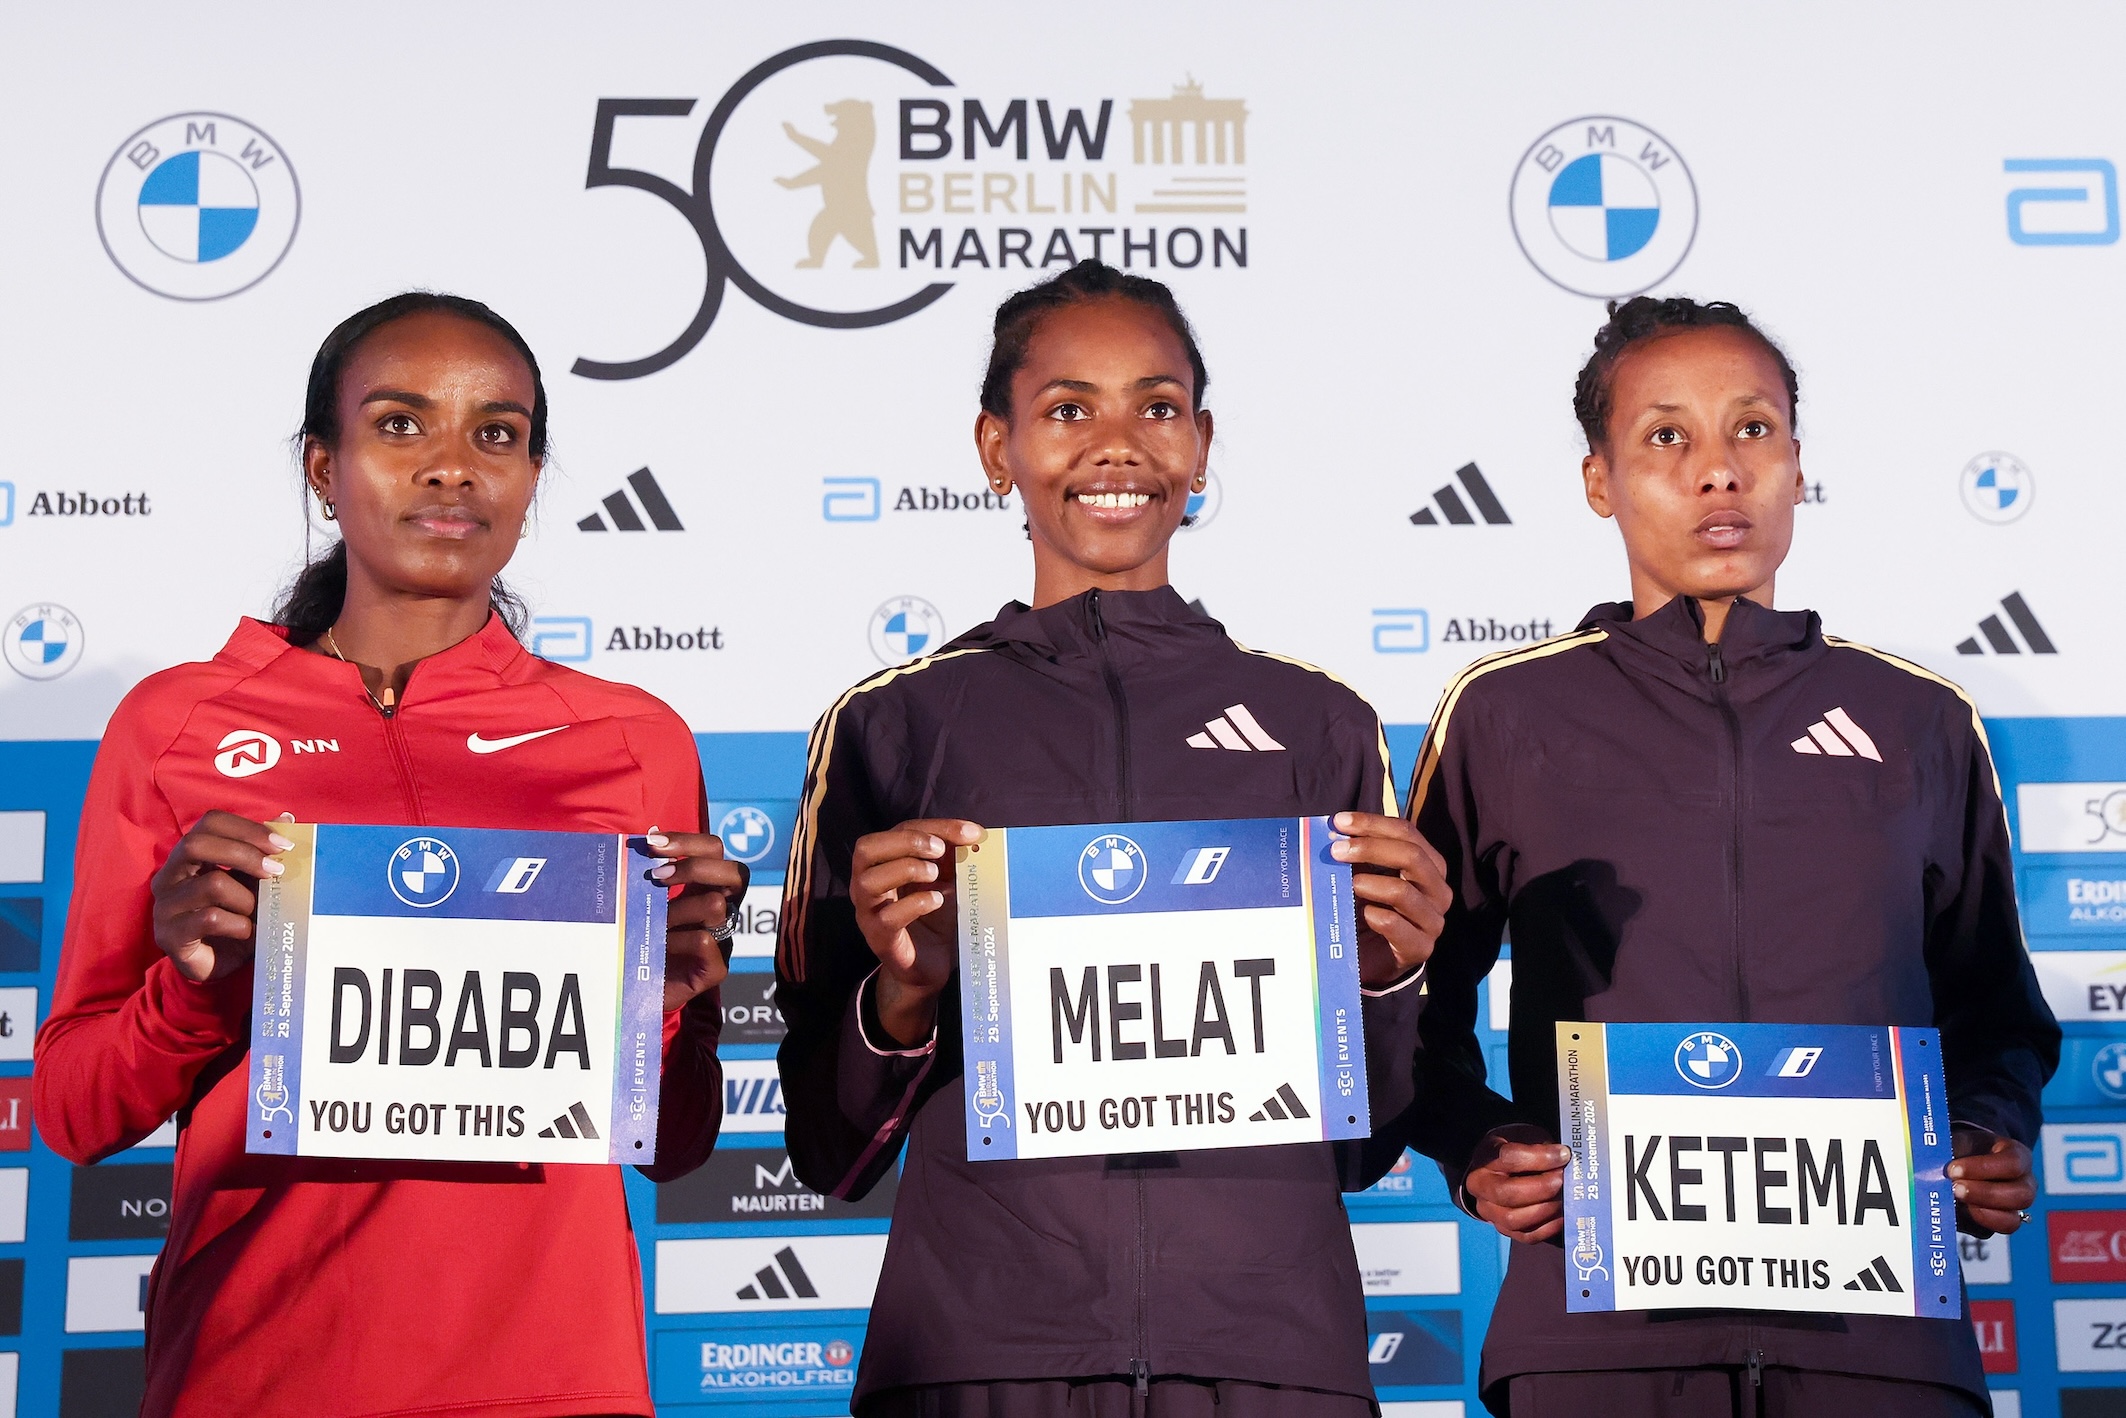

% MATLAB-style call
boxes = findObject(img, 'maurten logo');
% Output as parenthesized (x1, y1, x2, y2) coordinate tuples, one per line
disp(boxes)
(577, 468, 684, 532)
(717, 806, 777, 865)
(1079, 834, 1146, 904)
(1961, 452, 2034, 525)
(1172, 846, 1230, 885)
(96, 113, 299, 301)
(1956, 592, 2057, 656)
(4, 603, 83, 681)
(576, 45, 1248, 380)
(389, 837, 461, 908)
(1186, 703, 1286, 751)
(869, 597, 946, 665)
(1674, 1031, 1742, 1089)
(1790, 707, 1882, 762)
(1511, 117, 1696, 299)
(1410, 463, 1511, 526)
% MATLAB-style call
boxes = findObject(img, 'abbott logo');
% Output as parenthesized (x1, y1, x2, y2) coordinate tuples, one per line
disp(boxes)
(2006, 158, 2119, 246)
(486, 858, 547, 894)
(1172, 847, 1231, 885)
(822, 476, 881, 521)
(213, 729, 280, 779)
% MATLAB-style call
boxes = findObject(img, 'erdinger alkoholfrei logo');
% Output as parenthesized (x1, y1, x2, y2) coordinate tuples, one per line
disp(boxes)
(4, 603, 83, 681)
(577, 42, 1250, 380)
(1674, 1030, 1742, 1090)
(1078, 833, 1146, 905)
(868, 596, 946, 665)
(96, 113, 300, 301)
(389, 837, 461, 908)
(1511, 117, 1696, 299)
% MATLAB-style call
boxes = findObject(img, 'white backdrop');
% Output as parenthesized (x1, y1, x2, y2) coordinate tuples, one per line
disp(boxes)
(2, 2, 2119, 742)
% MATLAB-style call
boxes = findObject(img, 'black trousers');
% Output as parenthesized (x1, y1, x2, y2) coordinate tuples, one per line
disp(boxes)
(860, 1378, 1376, 1417)
(1498, 1366, 1990, 1417)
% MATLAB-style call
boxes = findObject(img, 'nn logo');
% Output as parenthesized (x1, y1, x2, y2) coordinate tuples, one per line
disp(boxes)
(737, 1245, 819, 1302)
(1410, 463, 1511, 526)
(1955, 591, 2057, 655)
(578, 468, 684, 532)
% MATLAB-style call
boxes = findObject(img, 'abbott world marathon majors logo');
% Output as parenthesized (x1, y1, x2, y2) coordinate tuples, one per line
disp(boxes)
(96, 113, 299, 300)
(577, 41, 1250, 379)
(1511, 117, 1696, 298)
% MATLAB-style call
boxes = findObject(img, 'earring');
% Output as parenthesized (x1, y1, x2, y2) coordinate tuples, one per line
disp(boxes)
(1191, 476, 1207, 492)
(320, 498, 337, 522)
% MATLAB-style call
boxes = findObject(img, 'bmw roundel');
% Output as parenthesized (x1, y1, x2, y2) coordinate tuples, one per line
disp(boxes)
(1674, 1030, 1742, 1090)
(389, 836, 461, 908)
(2094, 1041, 2126, 1101)
(1078, 834, 1146, 905)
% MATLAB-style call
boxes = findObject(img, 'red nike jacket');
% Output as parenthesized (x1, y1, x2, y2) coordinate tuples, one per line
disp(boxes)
(34, 614, 723, 1418)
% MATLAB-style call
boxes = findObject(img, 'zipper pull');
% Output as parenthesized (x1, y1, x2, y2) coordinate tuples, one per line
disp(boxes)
(1707, 642, 1727, 684)
(1748, 1349, 1762, 1387)
(1087, 588, 1107, 641)
(1131, 1359, 1150, 1397)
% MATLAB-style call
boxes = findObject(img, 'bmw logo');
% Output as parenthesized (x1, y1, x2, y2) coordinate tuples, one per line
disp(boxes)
(868, 596, 947, 666)
(2095, 1042, 2126, 1101)
(389, 836, 461, 908)
(1510, 116, 1697, 299)
(716, 806, 778, 865)
(1078, 833, 1147, 905)
(1673, 1030, 1743, 1090)
(1959, 451, 2035, 525)
(95, 112, 300, 301)
(4, 603, 83, 681)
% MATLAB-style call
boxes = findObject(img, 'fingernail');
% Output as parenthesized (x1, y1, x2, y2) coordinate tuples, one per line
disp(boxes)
(1330, 841, 1353, 859)
(268, 834, 296, 852)
(1333, 812, 1353, 830)
(930, 891, 946, 906)
(260, 858, 285, 876)
(646, 832, 670, 849)
(650, 863, 676, 881)
(1953, 1181, 1969, 1199)
(1947, 1163, 1963, 1179)
(276, 812, 296, 822)
(925, 837, 943, 855)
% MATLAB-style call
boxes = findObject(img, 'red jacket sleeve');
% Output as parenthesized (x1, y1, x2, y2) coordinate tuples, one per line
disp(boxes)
(34, 682, 252, 1164)
(622, 708, 723, 1183)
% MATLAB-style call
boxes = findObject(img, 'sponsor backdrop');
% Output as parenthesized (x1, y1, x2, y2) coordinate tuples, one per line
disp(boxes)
(0, 3, 2121, 1414)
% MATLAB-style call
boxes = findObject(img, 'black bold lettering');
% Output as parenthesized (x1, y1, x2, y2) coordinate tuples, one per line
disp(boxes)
(1232, 959, 1275, 1052)
(1755, 1138, 1792, 1224)
(1213, 228, 1248, 267)
(900, 99, 952, 159)
(445, 972, 491, 1067)
(1148, 963, 1187, 1058)
(951, 228, 991, 268)
(1708, 1136, 1747, 1222)
(899, 228, 943, 268)
(1796, 1138, 1848, 1225)
(1854, 1139, 1900, 1226)
(1037, 100, 1113, 159)
(329, 968, 372, 1063)
(544, 974, 590, 1069)
(500, 972, 541, 1068)
(1626, 1134, 1666, 1221)
(398, 968, 443, 1066)
(376, 968, 393, 1064)
(1669, 1136, 1706, 1221)
(1191, 961, 1235, 1056)
(1107, 964, 1146, 1061)
(962, 98, 1029, 159)
(1051, 966, 1101, 1062)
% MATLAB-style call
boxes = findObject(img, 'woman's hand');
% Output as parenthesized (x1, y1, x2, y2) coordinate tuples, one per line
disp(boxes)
(850, 819, 983, 1046)
(1464, 1128, 1574, 1243)
(1950, 1127, 2036, 1237)
(151, 811, 293, 982)
(1330, 812, 1452, 989)
(645, 828, 749, 1012)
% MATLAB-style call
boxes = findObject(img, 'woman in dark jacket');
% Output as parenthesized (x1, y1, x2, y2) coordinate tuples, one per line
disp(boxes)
(776, 260, 1450, 1416)
(1406, 295, 2060, 1416)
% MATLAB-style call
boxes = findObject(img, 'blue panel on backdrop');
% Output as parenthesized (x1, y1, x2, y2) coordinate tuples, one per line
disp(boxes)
(0, 898, 40, 972)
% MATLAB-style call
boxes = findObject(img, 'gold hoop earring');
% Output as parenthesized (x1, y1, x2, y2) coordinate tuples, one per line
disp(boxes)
(320, 498, 337, 522)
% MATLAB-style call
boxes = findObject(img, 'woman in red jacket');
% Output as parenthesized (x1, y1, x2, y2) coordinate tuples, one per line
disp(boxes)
(34, 292, 742, 1418)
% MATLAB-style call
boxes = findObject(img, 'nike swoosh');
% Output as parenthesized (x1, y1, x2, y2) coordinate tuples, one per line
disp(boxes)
(467, 727, 569, 754)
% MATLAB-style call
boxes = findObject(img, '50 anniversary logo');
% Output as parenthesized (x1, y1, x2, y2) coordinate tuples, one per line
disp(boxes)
(577, 39, 1249, 380)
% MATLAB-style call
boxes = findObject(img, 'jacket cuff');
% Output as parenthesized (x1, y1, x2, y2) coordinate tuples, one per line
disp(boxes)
(1361, 961, 1427, 998)
(1451, 1121, 1559, 1218)
(856, 969, 937, 1058)
(142, 956, 252, 1046)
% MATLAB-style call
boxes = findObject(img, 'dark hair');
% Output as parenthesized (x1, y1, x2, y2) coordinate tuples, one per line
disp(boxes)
(275, 292, 547, 642)
(979, 260, 1210, 418)
(1572, 295, 1799, 452)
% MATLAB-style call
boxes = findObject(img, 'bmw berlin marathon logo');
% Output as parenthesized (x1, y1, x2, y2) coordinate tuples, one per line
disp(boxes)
(5, 603, 83, 680)
(389, 837, 462, 909)
(96, 113, 299, 300)
(1512, 118, 1696, 298)
(1078, 834, 1146, 905)
(1674, 1030, 1743, 1090)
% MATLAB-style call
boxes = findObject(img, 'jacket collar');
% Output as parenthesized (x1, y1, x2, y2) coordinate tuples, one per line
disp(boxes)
(953, 586, 1221, 660)
(217, 613, 530, 706)
(1578, 594, 1824, 702)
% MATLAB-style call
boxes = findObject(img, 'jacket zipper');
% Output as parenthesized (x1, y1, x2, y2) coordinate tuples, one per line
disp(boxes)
(373, 700, 426, 825)
(1086, 590, 1135, 822)
(1088, 589, 1149, 1389)
(1707, 641, 1748, 1021)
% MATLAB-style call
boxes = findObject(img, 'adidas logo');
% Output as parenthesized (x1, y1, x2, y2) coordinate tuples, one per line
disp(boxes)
(1248, 1082, 1313, 1122)
(536, 1101, 602, 1141)
(1186, 703, 1286, 752)
(1956, 591, 2056, 655)
(1842, 1255, 1905, 1294)
(736, 1245, 819, 1302)
(1790, 706, 1882, 762)
(577, 467, 685, 532)
(1410, 462, 1512, 526)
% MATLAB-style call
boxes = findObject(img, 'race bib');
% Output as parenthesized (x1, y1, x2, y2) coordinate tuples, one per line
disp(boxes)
(955, 816, 1368, 1161)
(246, 823, 667, 1164)
(1556, 1021, 1958, 1319)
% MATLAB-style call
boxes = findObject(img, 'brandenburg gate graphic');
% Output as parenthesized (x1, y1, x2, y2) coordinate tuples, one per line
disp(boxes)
(1130, 79, 1248, 165)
